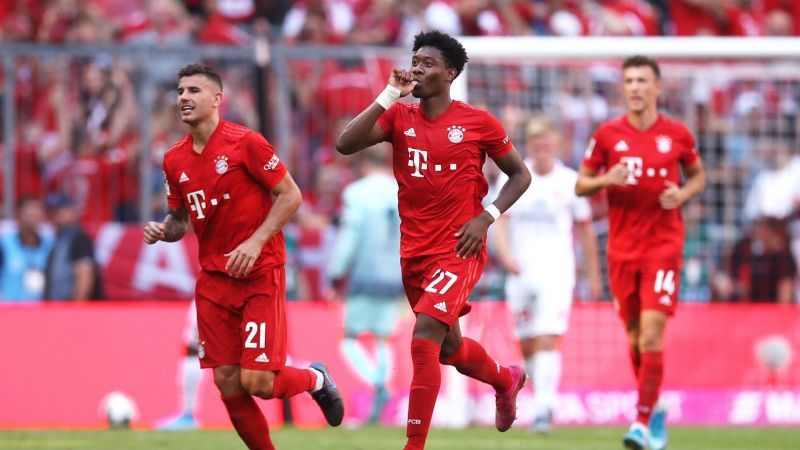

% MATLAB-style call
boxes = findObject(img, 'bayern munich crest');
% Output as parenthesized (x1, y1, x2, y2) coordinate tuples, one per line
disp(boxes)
(447, 125, 465, 143)
(655, 135, 672, 154)
(214, 155, 229, 174)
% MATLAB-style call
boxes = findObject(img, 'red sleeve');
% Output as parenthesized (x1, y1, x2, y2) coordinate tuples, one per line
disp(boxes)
(582, 128, 607, 171)
(163, 160, 183, 210)
(242, 132, 289, 190)
(377, 103, 400, 142)
(483, 112, 512, 158)
(679, 125, 700, 166)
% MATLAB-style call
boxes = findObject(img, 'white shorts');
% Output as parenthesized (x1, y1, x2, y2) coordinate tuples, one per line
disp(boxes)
(505, 275, 573, 339)
(183, 299, 200, 350)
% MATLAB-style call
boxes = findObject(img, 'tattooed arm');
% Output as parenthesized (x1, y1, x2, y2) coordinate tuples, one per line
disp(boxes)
(143, 207, 189, 244)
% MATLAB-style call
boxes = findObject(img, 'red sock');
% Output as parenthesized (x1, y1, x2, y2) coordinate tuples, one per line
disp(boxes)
(636, 351, 663, 424)
(629, 347, 641, 379)
(222, 391, 274, 450)
(272, 367, 317, 399)
(405, 338, 442, 450)
(439, 337, 512, 393)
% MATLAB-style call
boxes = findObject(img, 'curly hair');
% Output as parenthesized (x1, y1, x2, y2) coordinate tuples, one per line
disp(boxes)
(412, 31, 469, 79)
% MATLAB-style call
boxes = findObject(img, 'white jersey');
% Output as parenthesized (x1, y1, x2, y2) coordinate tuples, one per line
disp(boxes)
(496, 159, 591, 286)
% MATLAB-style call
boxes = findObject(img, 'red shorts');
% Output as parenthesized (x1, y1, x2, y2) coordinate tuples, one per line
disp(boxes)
(195, 267, 287, 371)
(608, 257, 682, 323)
(401, 248, 486, 327)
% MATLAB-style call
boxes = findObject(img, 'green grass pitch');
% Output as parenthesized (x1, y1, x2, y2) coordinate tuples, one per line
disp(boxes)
(2, 426, 799, 449)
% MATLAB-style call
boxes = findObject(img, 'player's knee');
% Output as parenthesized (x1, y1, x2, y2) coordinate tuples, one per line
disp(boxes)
(242, 374, 276, 399)
(213, 366, 242, 396)
(638, 332, 663, 351)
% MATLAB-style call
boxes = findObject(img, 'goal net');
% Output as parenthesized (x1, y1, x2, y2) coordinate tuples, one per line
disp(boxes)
(459, 36, 800, 303)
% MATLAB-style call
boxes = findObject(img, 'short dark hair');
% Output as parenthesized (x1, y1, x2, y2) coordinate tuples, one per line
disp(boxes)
(412, 31, 469, 79)
(622, 55, 660, 79)
(178, 64, 223, 91)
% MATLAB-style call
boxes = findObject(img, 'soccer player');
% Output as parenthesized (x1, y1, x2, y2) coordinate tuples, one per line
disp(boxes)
(144, 64, 343, 450)
(575, 55, 706, 450)
(328, 147, 404, 425)
(336, 31, 532, 450)
(493, 116, 602, 434)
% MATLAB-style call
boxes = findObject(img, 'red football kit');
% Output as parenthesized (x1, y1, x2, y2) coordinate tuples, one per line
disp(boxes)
(164, 120, 289, 370)
(378, 100, 512, 325)
(582, 114, 700, 321)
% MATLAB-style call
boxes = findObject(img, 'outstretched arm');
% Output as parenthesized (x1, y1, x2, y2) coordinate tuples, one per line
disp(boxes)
(224, 173, 302, 278)
(455, 148, 531, 258)
(336, 69, 417, 155)
(143, 206, 189, 244)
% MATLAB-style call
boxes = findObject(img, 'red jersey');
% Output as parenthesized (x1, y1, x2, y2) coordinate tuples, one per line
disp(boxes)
(378, 101, 512, 258)
(582, 114, 700, 262)
(164, 120, 288, 277)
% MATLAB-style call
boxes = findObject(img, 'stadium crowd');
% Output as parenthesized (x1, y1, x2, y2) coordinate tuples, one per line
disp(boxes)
(1, 0, 799, 304)
(2, 0, 800, 45)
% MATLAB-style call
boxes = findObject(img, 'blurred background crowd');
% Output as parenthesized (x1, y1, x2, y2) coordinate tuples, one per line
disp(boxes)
(1, 0, 799, 305)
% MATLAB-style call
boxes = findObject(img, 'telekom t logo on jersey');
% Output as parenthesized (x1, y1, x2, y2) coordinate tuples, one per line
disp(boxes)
(408, 147, 428, 178)
(407, 147, 457, 178)
(619, 156, 643, 185)
(187, 189, 207, 219)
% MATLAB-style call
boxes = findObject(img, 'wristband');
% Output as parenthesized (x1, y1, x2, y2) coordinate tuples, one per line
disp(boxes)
(375, 84, 401, 110)
(484, 204, 501, 221)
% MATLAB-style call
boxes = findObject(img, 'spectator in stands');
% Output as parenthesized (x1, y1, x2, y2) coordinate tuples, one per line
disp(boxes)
(763, 0, 800, 35)
(282, 0, 355, 44)
(743, 137, 800, 221)
(0, 0, 37, 42)
(0, 197, 53, 302)
(43, 193, 103, 301)
(713, 215, 796, 303)
(397, 0, 461, 46)
(346, 0, 402, 45)
(669, 0, 759, 36)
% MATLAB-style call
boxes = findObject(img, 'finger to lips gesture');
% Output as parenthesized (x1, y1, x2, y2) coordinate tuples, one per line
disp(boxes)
(390, 69, 417, 97)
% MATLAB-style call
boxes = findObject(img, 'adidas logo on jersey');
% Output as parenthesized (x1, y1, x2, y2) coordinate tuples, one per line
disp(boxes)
(614, 140, 629, 152)
(433, 302, 447, 313)
(659, 295, 672, 306)
(179, 172, 190, 183)
(255, 352, 270, 363)
(404, 127, 416, 137)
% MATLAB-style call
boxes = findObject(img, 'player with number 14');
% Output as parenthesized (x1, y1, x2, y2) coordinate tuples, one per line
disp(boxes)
(576, 55, 706, 450)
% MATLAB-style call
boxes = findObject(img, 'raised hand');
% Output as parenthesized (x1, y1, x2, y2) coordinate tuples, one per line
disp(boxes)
(389, 69, 417, 97)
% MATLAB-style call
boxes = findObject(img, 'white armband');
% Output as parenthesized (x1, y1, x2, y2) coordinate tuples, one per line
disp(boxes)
(484, 204, 501, 221)
(375, 84, 401, 110)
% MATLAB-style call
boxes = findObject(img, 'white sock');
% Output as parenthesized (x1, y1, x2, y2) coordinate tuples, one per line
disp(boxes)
(181, 356, 202, 416)
(310, 368, 324, 392)
(532, 350, 562, 416)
